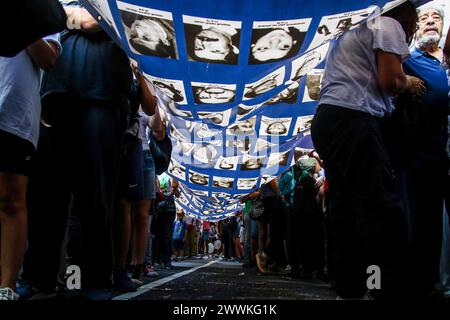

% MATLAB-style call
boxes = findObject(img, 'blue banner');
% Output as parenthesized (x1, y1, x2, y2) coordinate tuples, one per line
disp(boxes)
(81, 0, 427, 220)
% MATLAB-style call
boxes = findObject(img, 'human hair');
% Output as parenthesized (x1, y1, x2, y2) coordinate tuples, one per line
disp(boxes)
(382, 1, 419, 44)
(417, 3, 445, 20)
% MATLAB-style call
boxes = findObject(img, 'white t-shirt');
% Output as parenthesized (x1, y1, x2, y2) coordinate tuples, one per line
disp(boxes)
(319, 16, 410, 117)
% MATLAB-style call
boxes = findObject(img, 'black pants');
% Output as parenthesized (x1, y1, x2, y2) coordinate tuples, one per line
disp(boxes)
(397, 165, 445, 296)
(263, 196, 286, 266)
(311, 104, 405, 298)
(23, 95, 125, 291)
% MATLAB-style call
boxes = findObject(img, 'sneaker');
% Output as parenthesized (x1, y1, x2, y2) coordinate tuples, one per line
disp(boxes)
(255, 252, 268, 274)
(113, 267, 137, 293)
(0, 287, 19, 300)
(144, 265, 159, 277)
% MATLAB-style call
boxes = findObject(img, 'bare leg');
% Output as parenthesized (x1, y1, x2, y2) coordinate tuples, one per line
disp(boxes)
(132, 199, 150, 265)
(0, 173, 28, 290)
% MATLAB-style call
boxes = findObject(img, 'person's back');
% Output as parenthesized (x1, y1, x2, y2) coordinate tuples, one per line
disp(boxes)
(320, 16, 410, 117)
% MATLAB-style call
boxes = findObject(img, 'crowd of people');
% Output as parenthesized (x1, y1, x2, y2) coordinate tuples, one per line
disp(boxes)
(0, 0, 449, 301)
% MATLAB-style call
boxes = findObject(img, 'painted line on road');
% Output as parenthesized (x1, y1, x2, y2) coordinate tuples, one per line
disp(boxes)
(113, 260, 218, 300)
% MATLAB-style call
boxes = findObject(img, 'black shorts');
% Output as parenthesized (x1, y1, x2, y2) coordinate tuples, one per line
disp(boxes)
(0, 129, 35, 176)
(118, 142, 145, 201)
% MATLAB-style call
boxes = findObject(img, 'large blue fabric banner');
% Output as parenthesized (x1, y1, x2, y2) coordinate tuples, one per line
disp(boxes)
(80, 0, 427, 220)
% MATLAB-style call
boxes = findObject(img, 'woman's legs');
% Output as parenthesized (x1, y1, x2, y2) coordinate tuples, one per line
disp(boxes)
(0, 173, 28, 291)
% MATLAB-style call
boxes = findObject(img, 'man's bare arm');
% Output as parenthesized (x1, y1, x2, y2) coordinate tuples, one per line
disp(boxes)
(26, 39, 60, 71)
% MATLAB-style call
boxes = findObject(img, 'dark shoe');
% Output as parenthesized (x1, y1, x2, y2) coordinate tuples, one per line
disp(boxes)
(132, 264, 144, 281)
(113, 267, 137, 293)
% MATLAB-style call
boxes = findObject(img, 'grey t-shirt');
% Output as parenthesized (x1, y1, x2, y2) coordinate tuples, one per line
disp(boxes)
(0, 34, 60, 147)
(319, 16, 410, 117)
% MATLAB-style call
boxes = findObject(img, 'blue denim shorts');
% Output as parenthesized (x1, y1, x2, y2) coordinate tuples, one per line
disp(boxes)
(143, 149, 156, 200)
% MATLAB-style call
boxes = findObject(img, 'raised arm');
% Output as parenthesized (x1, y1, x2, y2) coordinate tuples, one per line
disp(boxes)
(64, 6, 102, 33)
(26, 38, 60, 71)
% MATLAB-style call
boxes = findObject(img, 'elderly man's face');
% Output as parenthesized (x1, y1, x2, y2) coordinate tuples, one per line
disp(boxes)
(252, 29, 294, 61)
(130, 19, 168, 51)
(194, 29, 231, 61)
(416, 8, 443, 42)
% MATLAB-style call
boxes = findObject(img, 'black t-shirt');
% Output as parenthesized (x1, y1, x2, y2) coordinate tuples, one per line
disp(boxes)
(41, 1, 133, 107)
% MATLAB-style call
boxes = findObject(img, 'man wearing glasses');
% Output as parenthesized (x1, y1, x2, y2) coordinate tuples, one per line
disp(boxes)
(400, 4, 450, 299)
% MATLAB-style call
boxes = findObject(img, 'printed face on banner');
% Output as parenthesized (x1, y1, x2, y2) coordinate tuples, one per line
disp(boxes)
(307, 8, 375, 50)
(263, 82, 300, 105)
(249, 18, 311, 64)
(227, 117, 256, 135)
(144, 73, 187, 104)
(168, 159, 186, 180)
(237, 178, 258, 190)
(302, 69, 324, 102)
(183, 15, 242, 64)
(117, 2, 178, 59)
(192, 82, 236, 104)
(267, 150, 290, 168)
(293, 115, 314, 135)
(290, 42, 329, 81)
(260, 116, 292, 136)
(243, 67, 285, 100)
(189, 170, 209, 186)
(236, 104, 263, 121)
(197, 109, 232, 126)
(214, 156, 239, 171)
(240, 155, 265, 170)
(193, 144, 217, 164)
(213, 176, 234, 189)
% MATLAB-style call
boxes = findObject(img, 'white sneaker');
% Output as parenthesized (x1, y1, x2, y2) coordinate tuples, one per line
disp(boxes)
(0, 287, 19, 301)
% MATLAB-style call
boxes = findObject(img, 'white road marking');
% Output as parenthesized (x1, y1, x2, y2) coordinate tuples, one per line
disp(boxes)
(113, 260, 218, 300)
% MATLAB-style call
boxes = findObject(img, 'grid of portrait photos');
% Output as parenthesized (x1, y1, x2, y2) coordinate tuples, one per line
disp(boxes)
(84, 0, 407, 218)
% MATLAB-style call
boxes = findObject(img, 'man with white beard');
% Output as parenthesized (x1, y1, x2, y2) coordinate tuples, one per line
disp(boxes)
(399, 4, 450, 299)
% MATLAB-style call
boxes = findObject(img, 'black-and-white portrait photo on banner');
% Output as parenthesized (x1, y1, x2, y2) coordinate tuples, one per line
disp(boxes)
(249, 18, 311, 64)
(197, 109, 232, 127)
(194, 122, 221, 139)
(226, 116, 256, 135)
(89, 0, 121, 38)
(263, 81, 299, 105)
(144, 73, 187, 104)
(293, 115, 314, 135)
(303, 69, 324, 102)
(307, 7, 375, 50)
(192, 82, 236, 104)
(189, 170, 209, 186)
(214, 156, 239, 171)
(240, 155, 265, 171)
(193, 144, 217, 164)
(259, 116, 292, 136)
(168, 158, 186, 180)
(254, 138, 276, 153)
(243, 67, 285, 100)
(289, 42, 329, 82)
(213, 176, 234, 189)
(236, 104, 263, 121)
(267, 150, 290, 168)
(117, 2, 178, 59)
(237, 178, 258, 190)
(183, 15, 241, 64)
